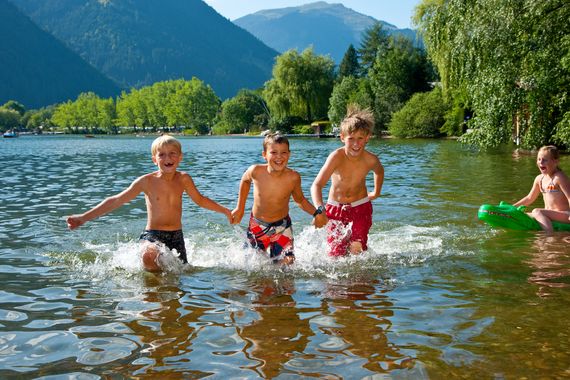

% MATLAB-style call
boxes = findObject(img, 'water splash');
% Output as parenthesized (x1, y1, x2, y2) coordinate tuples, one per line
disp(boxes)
(44, 222, 462, 281)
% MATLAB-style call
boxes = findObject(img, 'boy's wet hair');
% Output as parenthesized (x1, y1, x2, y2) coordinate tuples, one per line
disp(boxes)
(151, 134, 182, 155)
(263, 132, 290, 151)
(539, 145, 560, 160)
(340, 104, 374, 136)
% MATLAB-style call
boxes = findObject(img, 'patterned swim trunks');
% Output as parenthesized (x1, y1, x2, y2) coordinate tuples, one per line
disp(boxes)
(247, 214, 294, 262)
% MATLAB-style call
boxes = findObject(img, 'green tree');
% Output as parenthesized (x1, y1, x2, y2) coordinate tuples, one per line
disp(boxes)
(164, 78, 220, 133)
(388, 87, 449, 138)
(262, 79, 292, 121)
(116, 90, 137, 130)
(0, 108, 20, 131)
(97, 97, 116, 133)
(116, 89, 150, 132)
(217, 89, 268, 134)
(52, 101, 77, 132)
(358, 22, 390, 75)
(264, 48, 335, 123)
(25, 107, 55, 133)
(415, 0, 570, 149)
(74, 92, 103, 132)
(369, 36, 432, 129)
(182, 79, 220, 134)
(51, 92, 115, 133)
(116, 79, 219, 134)
(328, 76, 359, 125)
(338, 44, 360, 80)
(140, 83, 169, 130)
(328, 76, 373, 125)
(2, 100, 25, 116)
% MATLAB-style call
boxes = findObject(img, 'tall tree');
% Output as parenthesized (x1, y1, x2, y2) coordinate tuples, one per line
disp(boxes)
(0, 108, 20, 131)
(264, 48, 335, 122)
(1, 100, 25, 116)
(51, 92, 115, 133)
(338, 44, 360, 80)
(218, 89, 268, 134)
(25, 107, 55, 132)
(415, 0, 570, 149)
(164, 78, 220, 133)
(368, 36, 432, 129)
(358, 22, 390, 75)
(328, 76, 373, 125)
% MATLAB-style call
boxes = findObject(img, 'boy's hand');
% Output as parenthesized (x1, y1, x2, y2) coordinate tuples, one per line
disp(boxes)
(223, 208, 234, 224)
(367, 192, 379, 201)
(66, 215, 85, 230)
(312, 213, 328, 228)
(231, 208, 244, 224)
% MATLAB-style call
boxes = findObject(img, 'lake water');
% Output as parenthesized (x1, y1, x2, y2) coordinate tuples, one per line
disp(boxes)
(1, 135, 569, 379)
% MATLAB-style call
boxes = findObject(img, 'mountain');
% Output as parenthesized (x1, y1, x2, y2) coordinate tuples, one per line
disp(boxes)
(234, 1, 420, 63)
(0, 0, 120, 109)
(10, 0, 278, 99)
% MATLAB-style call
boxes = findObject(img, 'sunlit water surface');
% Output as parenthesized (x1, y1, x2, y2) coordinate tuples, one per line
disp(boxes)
(1, 136, 569, 378)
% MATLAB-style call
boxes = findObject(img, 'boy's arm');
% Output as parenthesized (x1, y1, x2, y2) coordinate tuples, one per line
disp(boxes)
(292, 172, 327, 228)
(231, 166, 254, 224)
(66, 176, 145, 230)
(368, 156, 384, 200)
(182, 174, 233, 223)
(311, 152, 337, 207)
(513, 176, 540, 207)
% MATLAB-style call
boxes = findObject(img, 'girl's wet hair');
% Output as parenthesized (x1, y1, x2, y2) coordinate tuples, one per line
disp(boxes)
(340, 104, 374, 135)
(263, 132, 289, 151)
(538, 145, 560, 160)
(151, 134, 182, 155)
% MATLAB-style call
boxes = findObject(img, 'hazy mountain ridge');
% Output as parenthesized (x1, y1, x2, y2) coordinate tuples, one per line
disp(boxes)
(0, 0, 120, 109)
(9, 0, 278, 100)
(234, 1, 420, 62)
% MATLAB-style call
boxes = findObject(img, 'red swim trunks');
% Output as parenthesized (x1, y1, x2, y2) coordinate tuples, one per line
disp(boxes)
(325, 197, 372, 256)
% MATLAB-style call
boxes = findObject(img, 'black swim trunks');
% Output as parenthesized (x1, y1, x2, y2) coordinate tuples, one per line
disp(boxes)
(139, 229, 187, 263)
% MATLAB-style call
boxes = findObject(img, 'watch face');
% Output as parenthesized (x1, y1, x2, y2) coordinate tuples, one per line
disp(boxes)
(314, 205, 324, 216)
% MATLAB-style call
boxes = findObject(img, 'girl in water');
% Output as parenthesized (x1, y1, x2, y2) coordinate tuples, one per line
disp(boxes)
(514, 145, 570, 233)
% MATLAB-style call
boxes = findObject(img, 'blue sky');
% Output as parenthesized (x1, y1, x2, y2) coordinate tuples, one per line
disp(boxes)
(203, 0, 421, 29)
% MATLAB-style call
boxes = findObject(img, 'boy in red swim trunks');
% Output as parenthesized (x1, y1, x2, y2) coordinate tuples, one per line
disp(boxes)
(232, 133, 327, 265)
(66, 134, 233, 271)
(311, 105, 384, 256)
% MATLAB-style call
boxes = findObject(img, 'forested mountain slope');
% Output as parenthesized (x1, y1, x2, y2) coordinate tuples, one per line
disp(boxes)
(10, 0, 278, 99)
(0, 0, 120, 108)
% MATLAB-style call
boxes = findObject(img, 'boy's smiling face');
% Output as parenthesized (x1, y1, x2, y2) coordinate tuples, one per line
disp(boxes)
(262, 142, 290, 172)
(341, 130, 370, 158)
(152, 144, 182, 174)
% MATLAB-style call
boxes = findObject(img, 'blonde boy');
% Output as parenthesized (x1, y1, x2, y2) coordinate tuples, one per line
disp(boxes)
(66, 134, 232, 271)
(232, 133, 326, 265)
(311, 105, 384, 256)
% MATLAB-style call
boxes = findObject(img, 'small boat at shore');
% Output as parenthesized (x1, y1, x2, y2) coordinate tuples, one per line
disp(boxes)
(3, 130, 18, 138)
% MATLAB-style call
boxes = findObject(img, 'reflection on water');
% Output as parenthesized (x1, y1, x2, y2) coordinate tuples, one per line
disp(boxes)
(0, 136, 569, 378)
(527, 235, 570, 296)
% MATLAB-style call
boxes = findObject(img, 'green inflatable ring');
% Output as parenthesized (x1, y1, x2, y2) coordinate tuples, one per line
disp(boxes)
(478, 201, 570, 231)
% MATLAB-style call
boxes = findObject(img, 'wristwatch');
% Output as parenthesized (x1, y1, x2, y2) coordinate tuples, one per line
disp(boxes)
(313, 205, 325, 217)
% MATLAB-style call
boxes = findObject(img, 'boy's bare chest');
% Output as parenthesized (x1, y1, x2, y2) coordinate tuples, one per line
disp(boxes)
(147, 179, 184, 202)
(335, 160, 368, 182)
(254, 175, 293, 195)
